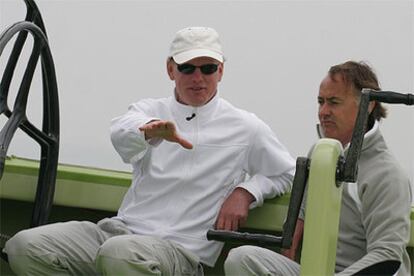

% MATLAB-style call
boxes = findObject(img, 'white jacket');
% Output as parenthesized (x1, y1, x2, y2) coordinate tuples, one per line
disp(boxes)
(110, 93, 295, 266)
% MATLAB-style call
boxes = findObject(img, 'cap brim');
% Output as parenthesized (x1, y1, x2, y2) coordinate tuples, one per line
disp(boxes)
(172, 49, 224, 64)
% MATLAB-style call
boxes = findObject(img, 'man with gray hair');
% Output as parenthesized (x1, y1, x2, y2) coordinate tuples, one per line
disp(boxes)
(4, 26, 295, 275)
(224, 61, 412, 276)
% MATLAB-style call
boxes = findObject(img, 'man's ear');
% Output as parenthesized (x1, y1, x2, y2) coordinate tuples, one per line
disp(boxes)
(167, 60, 175, 80)
(217, 63, 224, 82)
(368, 101, 376, 114)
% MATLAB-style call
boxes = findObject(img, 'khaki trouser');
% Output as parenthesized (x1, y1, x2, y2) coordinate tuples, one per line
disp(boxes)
(224, 245, 300, 276)
(4, 218, 203, 275)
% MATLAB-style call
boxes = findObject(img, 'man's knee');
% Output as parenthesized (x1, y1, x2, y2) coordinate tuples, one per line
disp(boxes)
(97, 235, 157, 259)
(5, 229, 41, 256)
(96, 235, 161, 274)
(225, 245, 296, 276)
(225, 246, 258, 275)
(5, 229, 51, 275)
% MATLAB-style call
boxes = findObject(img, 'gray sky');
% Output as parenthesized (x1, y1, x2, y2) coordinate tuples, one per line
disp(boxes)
(0, 0, 413, 184)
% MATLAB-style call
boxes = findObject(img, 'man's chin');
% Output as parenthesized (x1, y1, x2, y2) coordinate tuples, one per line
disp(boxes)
(322, 129, 337, 140)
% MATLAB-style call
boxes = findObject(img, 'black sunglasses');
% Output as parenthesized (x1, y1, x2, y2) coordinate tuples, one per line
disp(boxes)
(177, 63, 219, 75)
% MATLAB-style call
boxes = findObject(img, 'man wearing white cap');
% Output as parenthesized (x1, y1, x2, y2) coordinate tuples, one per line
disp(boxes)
(5, 27, 295, 275)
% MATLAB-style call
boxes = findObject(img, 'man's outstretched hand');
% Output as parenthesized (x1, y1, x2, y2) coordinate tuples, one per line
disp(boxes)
(139, 120, 193, 149)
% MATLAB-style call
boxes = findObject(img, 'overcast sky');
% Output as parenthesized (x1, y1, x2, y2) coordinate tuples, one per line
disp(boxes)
(0, 0, 413, 184)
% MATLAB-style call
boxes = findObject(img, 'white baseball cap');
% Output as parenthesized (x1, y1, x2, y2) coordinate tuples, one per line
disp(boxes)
(169, 27, 225, 64)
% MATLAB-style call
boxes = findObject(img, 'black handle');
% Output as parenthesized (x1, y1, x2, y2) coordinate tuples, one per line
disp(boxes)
(368, 91, 414, 105)
(207, 229, 282, 247)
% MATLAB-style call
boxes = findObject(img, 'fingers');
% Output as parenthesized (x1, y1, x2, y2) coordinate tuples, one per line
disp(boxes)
(215, 213, 242, 231)
(139, 120, 175, 140)
(139, 120, 172, 133)
(139, 121, 165, 140)
(214, 188, 253, 231)
(177, 137, 193, 149)
(139, 120, 193, 149)
(163, 121, 193, 149)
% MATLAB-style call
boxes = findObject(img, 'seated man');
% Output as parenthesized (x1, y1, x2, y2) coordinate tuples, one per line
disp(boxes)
(4, 26, 295, 275)
(224, 61, 412, 276)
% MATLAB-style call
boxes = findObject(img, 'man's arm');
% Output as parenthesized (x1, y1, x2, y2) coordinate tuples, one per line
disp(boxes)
(213, 117, 295, 231)
(110, 101, 162, 163)
(215, 118, 295, 231)
(215, 187, 255, 231)
(282, 218, 304, 262)
(337, 168, 411, 275)
(111, 101, 192, 163)
(236, 118, 295, 208)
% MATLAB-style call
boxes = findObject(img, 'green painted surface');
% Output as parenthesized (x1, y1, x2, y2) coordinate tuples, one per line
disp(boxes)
(3, 156, 132, 186)
(1, 155, 414, 244)
(0, 156, 131, 211)
(0, 155, 289, 232)
(300, 139, 343, 276)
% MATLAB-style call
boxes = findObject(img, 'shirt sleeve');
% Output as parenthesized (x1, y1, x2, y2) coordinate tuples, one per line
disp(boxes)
(236, 117, 296, 207)
(110, 100, 160, 164)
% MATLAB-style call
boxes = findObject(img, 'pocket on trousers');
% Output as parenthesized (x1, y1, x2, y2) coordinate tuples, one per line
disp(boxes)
(174, 245, 203, 276)
(97, 218, 132, 235)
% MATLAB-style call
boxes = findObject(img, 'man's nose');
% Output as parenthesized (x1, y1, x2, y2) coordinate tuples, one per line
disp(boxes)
(319, 103, 331, 116)
(191, 68, 204, 81)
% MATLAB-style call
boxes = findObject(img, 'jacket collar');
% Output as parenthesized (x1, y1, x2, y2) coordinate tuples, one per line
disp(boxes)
(316, 120, 380, 152)
(170, 90, 220, 123)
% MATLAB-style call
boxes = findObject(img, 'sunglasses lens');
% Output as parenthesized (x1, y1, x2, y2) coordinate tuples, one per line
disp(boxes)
(177, 63, 218, 75)
(177, 64, 196, 74)
(200, 64, 218, 75)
